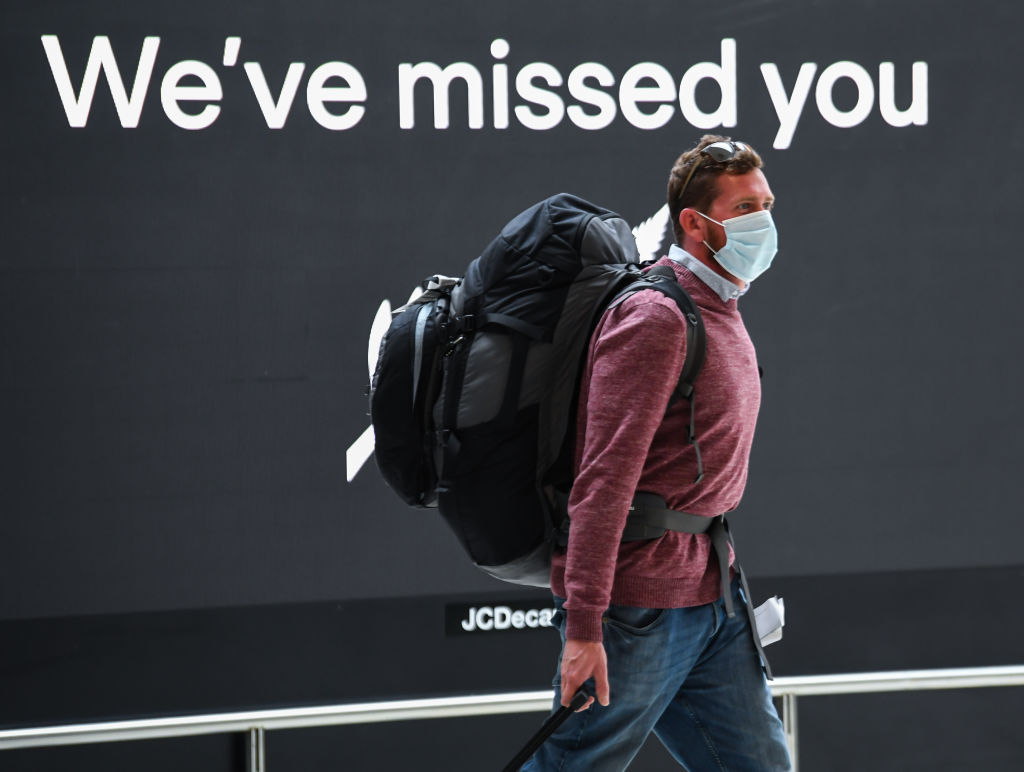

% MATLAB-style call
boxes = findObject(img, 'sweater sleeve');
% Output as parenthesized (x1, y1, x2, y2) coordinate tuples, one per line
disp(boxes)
(562, 293, 688, 641)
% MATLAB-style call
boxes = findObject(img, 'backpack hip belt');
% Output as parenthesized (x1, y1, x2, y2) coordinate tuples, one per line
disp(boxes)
(618, 491, 773, 678)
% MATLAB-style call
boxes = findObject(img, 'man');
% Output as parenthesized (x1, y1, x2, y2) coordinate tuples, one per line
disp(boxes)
(523, 135, 791, 771)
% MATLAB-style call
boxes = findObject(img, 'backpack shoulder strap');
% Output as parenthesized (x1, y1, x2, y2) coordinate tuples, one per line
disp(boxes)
(643, 265, 705, 404)
(609, 265, 706, 482)
(608, 265, 706, 402)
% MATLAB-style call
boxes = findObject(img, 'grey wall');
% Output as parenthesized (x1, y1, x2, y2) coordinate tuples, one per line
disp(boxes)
(2, 0, 1022, 621)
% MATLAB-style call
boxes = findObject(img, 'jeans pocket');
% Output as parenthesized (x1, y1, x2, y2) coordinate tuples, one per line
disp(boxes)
(603, 605, 666, 636)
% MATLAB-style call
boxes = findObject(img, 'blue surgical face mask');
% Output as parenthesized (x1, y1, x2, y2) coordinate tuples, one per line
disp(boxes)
(697, 209, 778, 283)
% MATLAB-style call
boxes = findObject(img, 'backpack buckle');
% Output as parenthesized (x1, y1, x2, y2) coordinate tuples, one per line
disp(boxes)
(442, 335, 464, 357)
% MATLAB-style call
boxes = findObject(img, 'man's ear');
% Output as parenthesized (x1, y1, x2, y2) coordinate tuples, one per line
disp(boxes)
(678, 208, 707, 245)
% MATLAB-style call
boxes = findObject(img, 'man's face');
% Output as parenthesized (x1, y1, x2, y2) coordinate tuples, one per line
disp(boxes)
(702, 168, 775, 253)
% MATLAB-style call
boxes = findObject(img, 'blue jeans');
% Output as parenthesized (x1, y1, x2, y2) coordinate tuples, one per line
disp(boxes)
(522, 579, 791, 771)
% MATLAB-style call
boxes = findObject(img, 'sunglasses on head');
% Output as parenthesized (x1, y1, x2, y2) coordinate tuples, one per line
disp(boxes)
(677, 140, 749, 204)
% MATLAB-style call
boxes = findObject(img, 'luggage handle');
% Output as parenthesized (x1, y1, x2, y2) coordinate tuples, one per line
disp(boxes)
(500, 689, 590, 771)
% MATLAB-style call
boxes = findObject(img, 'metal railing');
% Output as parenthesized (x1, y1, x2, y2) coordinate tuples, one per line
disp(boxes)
(2, 665, 1023, 771)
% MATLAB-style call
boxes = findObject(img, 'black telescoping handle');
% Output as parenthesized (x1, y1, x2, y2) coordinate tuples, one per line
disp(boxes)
(500, 689, 590, 772)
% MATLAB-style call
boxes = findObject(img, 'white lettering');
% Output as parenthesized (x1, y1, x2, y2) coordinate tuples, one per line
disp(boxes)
(760, 62, 817, 150)
(879, 61, 928, 127)
(161, 60, 222, 130)
(41, 35, 160, 128)
(398, 61, 484, 129)
(619, 62, 675, 130)
(456, 605, 557, 633)
(567, 62, 617, 131)
(244, 62, 306, 129)
(678, 38, 737, 129)
(222, 37, 241, 68)
(816, 60, 874, 129)
(307, 62, 367, 131)
(41, 36, 930, 143)
(515, 62, 565, 131)
(762, 59, 927, 148)
(491, 39, 510, 129)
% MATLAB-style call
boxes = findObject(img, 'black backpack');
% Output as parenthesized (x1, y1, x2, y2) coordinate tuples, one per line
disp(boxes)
(369, 193, 705, 587)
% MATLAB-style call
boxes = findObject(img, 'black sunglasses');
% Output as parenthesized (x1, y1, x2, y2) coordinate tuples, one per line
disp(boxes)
(677, 140, 749, 204)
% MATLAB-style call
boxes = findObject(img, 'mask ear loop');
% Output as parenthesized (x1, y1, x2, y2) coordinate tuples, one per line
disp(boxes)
(694, 210, 723, 260)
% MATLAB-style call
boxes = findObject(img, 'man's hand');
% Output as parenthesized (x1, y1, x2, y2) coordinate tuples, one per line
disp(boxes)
(560, 639, 611, 710)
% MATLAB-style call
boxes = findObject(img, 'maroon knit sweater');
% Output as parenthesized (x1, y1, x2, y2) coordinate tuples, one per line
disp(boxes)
(550, 255, 762, 642)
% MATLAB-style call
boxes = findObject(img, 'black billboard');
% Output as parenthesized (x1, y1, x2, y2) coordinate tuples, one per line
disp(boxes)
(5, 0, 1019, 620)
(2, 2, 1023, 768)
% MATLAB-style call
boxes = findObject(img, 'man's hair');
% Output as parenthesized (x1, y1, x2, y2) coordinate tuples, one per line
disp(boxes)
(667, 134, 764, 245)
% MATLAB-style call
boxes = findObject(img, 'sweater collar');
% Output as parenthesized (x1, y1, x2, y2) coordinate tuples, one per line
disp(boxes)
(667, 244, 746, 304)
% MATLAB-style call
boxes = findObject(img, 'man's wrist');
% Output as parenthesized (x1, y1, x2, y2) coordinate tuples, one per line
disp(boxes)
(565, 608, 604, 642)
